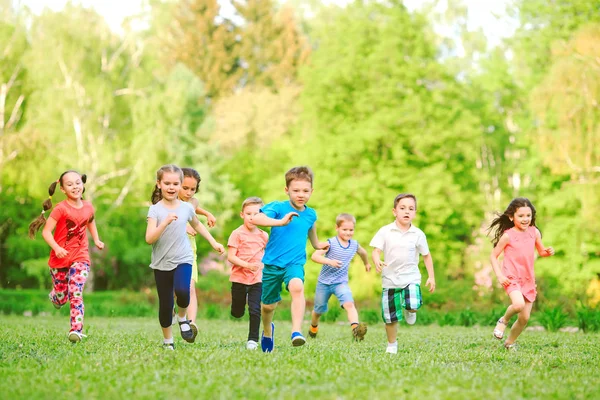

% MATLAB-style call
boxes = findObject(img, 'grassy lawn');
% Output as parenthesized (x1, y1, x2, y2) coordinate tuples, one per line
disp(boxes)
(0, 315, 598, 399)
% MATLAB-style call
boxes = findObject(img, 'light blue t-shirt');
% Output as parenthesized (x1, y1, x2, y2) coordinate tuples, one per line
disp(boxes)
(318, 237, 359, 285)
(147, 200, 195, 271)
(261, 200, 317, 268)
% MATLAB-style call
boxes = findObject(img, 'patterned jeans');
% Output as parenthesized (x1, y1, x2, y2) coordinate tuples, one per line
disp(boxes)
(49, 262, 90, 333)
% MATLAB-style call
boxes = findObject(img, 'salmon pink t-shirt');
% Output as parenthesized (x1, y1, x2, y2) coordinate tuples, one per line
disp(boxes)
(48, 200, 95, 269)
(227, 226, 268, 285)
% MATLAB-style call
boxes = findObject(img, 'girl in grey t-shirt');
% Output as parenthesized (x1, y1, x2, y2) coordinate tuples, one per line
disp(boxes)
(145, 164, 225, 349)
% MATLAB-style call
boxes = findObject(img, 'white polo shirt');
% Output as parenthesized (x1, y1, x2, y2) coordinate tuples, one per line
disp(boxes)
(369, 222, 430, 289)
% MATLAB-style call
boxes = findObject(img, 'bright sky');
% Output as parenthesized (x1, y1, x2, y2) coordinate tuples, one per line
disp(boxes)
(15, 0, 517, 47)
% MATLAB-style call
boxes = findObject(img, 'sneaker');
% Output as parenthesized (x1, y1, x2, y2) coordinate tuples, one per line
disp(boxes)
(49, 293, 62, 310)
(190, 321, 198, 338)
(68, 331, 87, 343)
(163, 343, 175, 350)
(386, 343, 398, 354)
(291, 332, 306, 347)
(352, 322, 368, 341)
(308, 325, 318, 338)
(403, 309, 417, 325)
(178, 320, 197, 343)
(246, 340, 258, 350)
(261, 323, 275, 353)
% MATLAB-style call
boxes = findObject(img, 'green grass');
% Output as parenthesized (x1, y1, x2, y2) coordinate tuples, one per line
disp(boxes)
(0, 316, 598, 399)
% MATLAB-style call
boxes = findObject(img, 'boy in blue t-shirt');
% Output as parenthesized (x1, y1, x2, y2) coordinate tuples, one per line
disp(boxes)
(250, 166, 329, 352)
(308, 213, 371, 341)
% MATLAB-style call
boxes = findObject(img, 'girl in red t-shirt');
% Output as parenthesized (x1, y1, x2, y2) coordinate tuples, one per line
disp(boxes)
(29, 170, 104, 343)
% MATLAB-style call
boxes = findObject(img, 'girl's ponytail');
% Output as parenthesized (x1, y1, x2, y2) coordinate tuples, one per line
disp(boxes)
(488, 214, 513, 247)
(28, 180, 59, 238)
(151, 184, 162, 204)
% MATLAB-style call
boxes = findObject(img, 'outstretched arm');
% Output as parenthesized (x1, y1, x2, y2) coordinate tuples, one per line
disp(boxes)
(250, 212, 297, 227)
(535, 229, 554, 257)
(190, 215, 224, 255)
(357, 246, 371, 272)
(308, 225, 329, 250)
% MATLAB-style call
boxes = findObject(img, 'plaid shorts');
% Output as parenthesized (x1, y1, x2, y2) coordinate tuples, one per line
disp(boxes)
(381, 284, 423, 323)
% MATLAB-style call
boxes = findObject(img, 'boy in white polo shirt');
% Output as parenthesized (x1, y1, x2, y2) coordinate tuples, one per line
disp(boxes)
(370, 193, 436, 354)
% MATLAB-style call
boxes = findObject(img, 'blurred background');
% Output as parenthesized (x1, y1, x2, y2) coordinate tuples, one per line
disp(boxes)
(1, 0, 599, 328)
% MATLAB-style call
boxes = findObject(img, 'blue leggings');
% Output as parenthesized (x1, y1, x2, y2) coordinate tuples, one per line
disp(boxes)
(154, 263, 192, 328)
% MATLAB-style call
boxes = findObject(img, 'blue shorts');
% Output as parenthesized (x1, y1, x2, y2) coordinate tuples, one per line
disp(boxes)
(313, 282, 354, 314)
(261, 264, 304, 305)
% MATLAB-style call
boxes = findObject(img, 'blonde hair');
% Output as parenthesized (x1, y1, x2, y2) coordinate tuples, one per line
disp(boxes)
(242, 196, 264, 211)
(336, 213, 356, 227)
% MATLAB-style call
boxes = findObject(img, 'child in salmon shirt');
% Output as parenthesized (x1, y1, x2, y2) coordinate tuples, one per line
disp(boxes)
(227, 197, 269, 350)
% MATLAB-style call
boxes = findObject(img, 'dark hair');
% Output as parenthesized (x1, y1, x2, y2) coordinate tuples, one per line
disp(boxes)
(181, 167, 201, 192)
(285, 166, 313, 187)
(393, 193, 417, 209)
(241, 196, 264, 211)
(336, 213, 356, 226)
(488, 197, 538, 247)
(28, 170, 87, 238)
(151, 164, 183, 204)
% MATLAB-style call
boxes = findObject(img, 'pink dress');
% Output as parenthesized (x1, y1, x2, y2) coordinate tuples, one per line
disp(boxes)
(502, 226, 537, 302)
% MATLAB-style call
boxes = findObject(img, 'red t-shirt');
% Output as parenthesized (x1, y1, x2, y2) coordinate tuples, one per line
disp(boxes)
(48, 200, 95, 269)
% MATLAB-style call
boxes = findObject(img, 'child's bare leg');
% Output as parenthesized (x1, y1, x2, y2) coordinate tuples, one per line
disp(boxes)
(288, 278, 305, 333)
(311, 310, 322, 326)
(505, 301, 533, 345)
(161, 326, 173, 340)
(262, 302, 278, 337)
(385, 322, 398, 344)
(495, 291, 526, 334)
(188, 280, 198, 323)
(343, 302, 359, 324)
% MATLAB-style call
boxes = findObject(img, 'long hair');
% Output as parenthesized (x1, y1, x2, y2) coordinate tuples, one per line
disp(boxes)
(181, 167, 201, 192)
(488, 197, 538, 247)
(151, 164, 183, 204)
(28, 170, 87, 238)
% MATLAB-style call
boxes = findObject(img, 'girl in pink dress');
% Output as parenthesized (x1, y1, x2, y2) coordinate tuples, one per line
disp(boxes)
(488, 198, 554, 349)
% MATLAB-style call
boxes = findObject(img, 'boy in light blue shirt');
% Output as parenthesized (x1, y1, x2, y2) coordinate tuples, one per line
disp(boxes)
(250, 166, 329, 352)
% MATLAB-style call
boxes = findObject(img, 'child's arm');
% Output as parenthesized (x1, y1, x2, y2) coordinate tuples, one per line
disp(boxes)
(227, 248, 262, 271)
(145, 214, 177, 245)
(490, 234, 511, 287)
(371, 248, 386, 273)
(534, 228, 554, 257)
(42, 217, 68, 258)
(189, 215, 225, 255)
(191, 197, 216, 228)
(422, 253, 435, 292)
(308, 225, 330, 250)
(250, 212, 298, 227)
(87, 217, 105, 250)
(311, 249, 342, 268)
(356, 246, 371, 272)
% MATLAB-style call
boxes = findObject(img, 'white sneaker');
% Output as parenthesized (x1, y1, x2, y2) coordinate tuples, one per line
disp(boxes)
(403, 309, 417, 325)
(246, 340, 258, 350)
(386, 343, 398, 354)
(68, 331, 87, 343)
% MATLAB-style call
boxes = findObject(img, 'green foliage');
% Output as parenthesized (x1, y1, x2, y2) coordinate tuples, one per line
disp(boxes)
(577, 306, 600, 333)
(537, 307, 569, 332)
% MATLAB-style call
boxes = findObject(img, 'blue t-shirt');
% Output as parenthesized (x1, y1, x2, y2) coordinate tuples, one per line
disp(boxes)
(318, 237, 359, 285)
(261, 200, 317, 268)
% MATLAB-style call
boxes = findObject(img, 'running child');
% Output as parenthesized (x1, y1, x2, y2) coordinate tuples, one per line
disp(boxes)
(178, 167, 217, 331)
(308, 213, 371, 341)
(489, 197, 554, 350)
(370, 193, 435, 355)
(28, 170, 104, 343)
(146, 164, 224, 349)
(227, 197, 269, 350)
(250, 166, 329, 352)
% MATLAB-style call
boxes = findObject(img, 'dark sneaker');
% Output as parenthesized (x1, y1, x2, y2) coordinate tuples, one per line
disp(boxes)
(190, 321, 198, 338)
(261, 323, 275, 353)
(352, 323, 367, 342)
(308, 325, 318, 338)
(291, 332, 306, 347)
(179, 320, 197, 343)
(163, 343, 175, 350)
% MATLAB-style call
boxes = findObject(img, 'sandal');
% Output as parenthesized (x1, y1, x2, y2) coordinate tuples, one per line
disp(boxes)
(493, 318, 507, 340)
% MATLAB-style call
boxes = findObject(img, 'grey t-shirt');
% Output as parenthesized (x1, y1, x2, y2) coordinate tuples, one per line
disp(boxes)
(147, 200, 195, 271)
